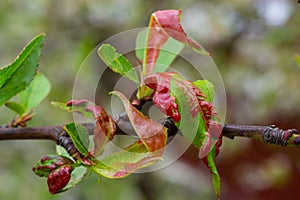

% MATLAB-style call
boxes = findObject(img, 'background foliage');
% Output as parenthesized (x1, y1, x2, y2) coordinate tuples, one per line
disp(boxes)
(0, 0, 300, 199)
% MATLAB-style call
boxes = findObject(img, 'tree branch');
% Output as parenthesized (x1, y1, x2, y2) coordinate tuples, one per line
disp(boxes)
(222, 124, 299, 148)
(0, 123, 94, 142)
(0, 120, 299, 150)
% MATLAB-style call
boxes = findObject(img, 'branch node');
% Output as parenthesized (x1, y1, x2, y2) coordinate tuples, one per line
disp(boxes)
(263, 125, 294, 146)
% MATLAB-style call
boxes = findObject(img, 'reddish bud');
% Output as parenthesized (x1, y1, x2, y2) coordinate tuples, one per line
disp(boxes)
(47, 166, 72, 194)
(32, 155, 74, 177)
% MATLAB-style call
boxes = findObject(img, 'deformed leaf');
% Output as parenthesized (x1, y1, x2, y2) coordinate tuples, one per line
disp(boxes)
(110, 91, 167, 152)
(19, 72, 51, 111)
(142, 10, 209, 77)
(144, 72, 181, 122)
(5, 101, 26, 115)
(0, 33, 45, 106)
(53, 100, 116, 156)
(146, 72, 222, 198)
(64, 123, 90, 157)
(93, 105, 116, 156)
(98, 44, 140, 84)
(169, 74, 205, 148)
(145, 72, 221, 156)
(92, 140, 161, 179)
(193, 80, 215, 103)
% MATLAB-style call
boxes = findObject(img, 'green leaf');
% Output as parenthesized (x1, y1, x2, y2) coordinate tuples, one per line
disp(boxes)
(110, 91, 167, 152)
(56, 145, 75, 162)
(136, 30, 184, 73)
(5, 101, 26, 115)
(136, 29, 147, 61)
(64, 123, 90, 157)
(204, 148, 221, 199)
(0, 33, 45, 106)
(154, 39, 184, 73)
(169, 74, 204, 148)
(193, 80, 215, 103)
(61, 166, 89, 192)
(98, 44, 140, 85)
(19, 72, 51, 111)
(91, 141, 161, 179)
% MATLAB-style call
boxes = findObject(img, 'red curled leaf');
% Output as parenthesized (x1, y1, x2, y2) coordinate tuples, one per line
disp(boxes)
(143, 10, 209, 77)
(52, 99, 116, 156)
(110, 91, 167, 152)
(144, 72, 180, 122)
(91, 92, 167, 179)
(91, 105, 116, 156)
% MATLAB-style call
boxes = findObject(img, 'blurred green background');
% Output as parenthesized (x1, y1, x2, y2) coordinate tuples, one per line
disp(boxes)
(1, 0, 300, 199)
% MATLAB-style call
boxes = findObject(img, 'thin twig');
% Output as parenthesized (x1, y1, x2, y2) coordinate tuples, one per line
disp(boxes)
(222, 124, 299, 149)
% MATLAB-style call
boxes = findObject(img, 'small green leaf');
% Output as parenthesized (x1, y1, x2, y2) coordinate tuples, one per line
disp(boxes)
(204, 148, 221, 199)
(51, 100, 94, 119)
(64, 123, 90, 157)
(61, 166, 89, 192)
(19, 72, 51, 111)
(56, 145, 75, 162)
(193, 80, 215, 103)
(0, 33, 45, 106)
(98, 44, 140, 85)
(92, 141, 161, 179)
(5, 101, 26, 115)
(51, 101, 71, 111)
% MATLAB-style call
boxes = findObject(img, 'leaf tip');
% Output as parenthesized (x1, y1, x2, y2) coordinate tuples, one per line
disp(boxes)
(35, 33, 46, 41)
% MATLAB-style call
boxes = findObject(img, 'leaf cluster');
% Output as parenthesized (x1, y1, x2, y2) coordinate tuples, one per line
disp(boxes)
(0, 10, 223, 199)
